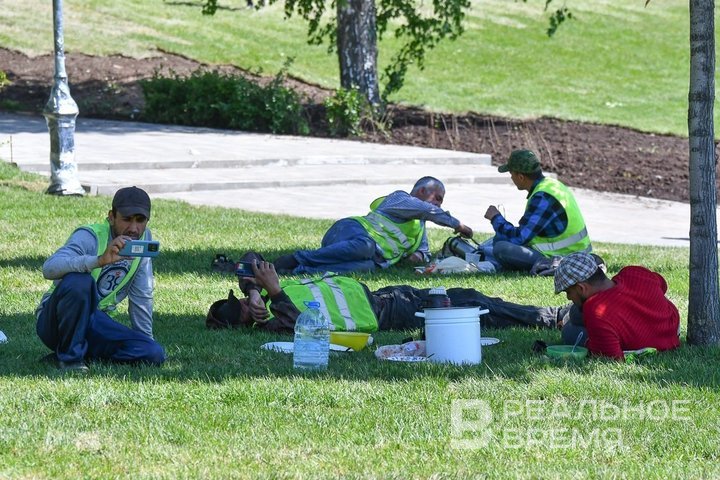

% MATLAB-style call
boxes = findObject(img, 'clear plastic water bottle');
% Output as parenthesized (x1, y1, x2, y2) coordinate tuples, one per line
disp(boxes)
(293, 301, 330, 371)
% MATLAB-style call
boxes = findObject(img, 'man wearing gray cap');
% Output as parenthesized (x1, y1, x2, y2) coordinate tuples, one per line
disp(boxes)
(35, 186, 166, 371)
(484, 149, 591, 273)
(553, 252, 680, 360)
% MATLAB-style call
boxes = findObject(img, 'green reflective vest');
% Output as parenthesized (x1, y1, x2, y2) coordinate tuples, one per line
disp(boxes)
(46, 221, 145, 317)
(268, 275, 378, 332)
(351, 196, 424, 265)
(527, 178, 592, 257)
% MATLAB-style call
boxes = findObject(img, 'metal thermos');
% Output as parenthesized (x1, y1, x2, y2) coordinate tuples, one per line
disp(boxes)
(426, 287, 452, 308)
(445, 236, 483, 259)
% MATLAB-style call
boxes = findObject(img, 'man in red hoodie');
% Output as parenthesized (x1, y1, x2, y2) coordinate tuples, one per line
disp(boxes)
(554, 252, 681, 360)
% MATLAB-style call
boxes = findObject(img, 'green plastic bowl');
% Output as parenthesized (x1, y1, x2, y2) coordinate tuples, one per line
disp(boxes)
(546, 345, 588, 360)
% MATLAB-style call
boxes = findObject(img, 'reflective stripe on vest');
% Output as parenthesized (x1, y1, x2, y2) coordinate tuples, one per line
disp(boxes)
(532, 227, 590, 254)
(45, 221, 144, 317)
(527, 178, 591, 257)
(271, 275, 378, 332)
(301, 277, 356, 331)
(351, 196, 424, 265)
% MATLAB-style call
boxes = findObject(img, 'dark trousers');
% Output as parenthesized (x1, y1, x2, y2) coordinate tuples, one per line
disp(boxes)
(492, 240, 546, 272)
(294, 218, 378, 274)
(36, 273, 165, 365)
(560, 304, 588, 346)
(372, 285, 560, 331)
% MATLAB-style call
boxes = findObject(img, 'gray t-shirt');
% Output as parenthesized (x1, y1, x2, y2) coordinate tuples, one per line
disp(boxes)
(36, 225, 155, 338)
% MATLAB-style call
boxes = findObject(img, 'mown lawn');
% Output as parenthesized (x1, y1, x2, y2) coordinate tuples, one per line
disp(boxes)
(1, 163, 718, 478)
(0, 0, 702, 136)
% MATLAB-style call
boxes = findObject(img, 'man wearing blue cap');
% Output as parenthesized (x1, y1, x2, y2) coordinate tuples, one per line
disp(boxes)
(35, 186, 166, 371)
(484, 149, 592, 273)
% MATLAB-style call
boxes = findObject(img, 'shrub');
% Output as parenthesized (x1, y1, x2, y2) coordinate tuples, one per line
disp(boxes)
(0, 70, 10, 90)
(323, 86, 368, 137)
(140, 66, 309, 135)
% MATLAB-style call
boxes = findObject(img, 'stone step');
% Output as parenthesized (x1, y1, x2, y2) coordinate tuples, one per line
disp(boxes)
(25, 163, 509, 195)
(16, 153, 491, 172)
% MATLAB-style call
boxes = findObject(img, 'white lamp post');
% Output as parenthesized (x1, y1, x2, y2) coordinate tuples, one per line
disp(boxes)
(43, 0, 84, 196)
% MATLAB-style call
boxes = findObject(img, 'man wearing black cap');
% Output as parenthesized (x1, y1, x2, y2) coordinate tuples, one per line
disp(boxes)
(35, 186, 165, 371)
(483, 149, 592, 273)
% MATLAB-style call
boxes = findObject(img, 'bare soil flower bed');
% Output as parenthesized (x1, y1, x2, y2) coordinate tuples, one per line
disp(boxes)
(2, 47, 715, 203)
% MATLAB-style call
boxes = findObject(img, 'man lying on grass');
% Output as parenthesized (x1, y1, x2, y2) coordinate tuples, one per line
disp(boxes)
(554, 252, 681, 360)
(272, 177, 473, 275)
(207, 251, 566, 333)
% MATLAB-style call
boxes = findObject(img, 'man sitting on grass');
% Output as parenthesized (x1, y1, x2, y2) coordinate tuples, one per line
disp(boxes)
(273, 176, 473, 275)
(35, 187, 166, 372)
(207, 252, 567, 333)
(553, 252, 681, 360)
(483, 149, 592, 273)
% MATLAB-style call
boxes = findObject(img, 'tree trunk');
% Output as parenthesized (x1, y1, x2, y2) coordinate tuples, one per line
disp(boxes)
(336, 0, 380, 106)
(687, 0, 720, 345)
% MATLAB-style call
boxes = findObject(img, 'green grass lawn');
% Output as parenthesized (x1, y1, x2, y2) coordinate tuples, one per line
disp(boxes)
(0, 0, 704, 136)
(1, 163, 719, 478)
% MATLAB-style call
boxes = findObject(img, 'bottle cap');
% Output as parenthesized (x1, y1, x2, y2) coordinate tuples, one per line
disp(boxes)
(428, 287, 447, 296)
(303, 301, 321, 308)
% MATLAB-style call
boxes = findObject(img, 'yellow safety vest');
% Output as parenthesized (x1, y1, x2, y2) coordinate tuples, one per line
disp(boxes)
(45, 220, 145, 317)
(527, 178, 592, 257)
(351, 196, 424, 265)
(267, 275, 378, 332)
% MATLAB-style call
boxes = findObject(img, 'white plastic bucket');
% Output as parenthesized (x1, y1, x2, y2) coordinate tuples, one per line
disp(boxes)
(415, 307, 489, 365)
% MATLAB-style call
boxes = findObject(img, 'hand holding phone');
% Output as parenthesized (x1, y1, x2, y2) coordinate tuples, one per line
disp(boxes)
(119, 239, 160, 257)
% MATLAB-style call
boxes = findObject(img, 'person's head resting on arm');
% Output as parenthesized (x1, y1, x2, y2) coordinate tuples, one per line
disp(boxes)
(108, 186, 150, 240)
(410, 176, 445, 207)
(554, 252, 613, 307)
(497, 149, 545, 192)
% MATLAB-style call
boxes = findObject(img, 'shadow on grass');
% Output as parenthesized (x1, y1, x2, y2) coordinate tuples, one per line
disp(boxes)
(163, 0, 248, 11)
(2, 310, 717, 390)
(0, 247, 524, 286)
(0, 249, 298, 277)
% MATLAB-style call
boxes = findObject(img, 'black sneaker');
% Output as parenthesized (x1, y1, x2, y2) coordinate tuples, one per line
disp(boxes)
(40, 352, 89, 372)
(555, 304, 573, 329)
(273, 254, 299, 274)
(211, 254, 237, 274)
(58, 360, 89, 373)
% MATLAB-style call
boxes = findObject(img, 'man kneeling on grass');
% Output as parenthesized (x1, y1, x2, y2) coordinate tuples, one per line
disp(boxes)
(553, 252, 681, 361)
(207, 252, 567, 333)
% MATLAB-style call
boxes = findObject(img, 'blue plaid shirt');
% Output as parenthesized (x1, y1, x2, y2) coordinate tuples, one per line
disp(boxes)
(491, 177, 568, 245)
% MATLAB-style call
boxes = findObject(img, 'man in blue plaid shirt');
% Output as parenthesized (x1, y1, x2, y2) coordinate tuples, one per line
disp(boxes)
(484, 150, 592, 272)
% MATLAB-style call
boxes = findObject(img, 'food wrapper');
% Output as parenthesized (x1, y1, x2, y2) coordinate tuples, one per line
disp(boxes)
(375, 340, 426, 360)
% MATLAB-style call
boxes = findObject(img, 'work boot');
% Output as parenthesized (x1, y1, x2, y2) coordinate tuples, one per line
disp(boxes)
(273, 254, 299, 274)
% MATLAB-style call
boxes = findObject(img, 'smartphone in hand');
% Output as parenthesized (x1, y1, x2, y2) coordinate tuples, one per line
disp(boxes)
(235, 261, 255, 277)
(119, 240, 160, 257)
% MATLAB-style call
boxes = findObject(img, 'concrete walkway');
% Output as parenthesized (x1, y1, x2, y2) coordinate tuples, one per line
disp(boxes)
(0, 112, 704, 248)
